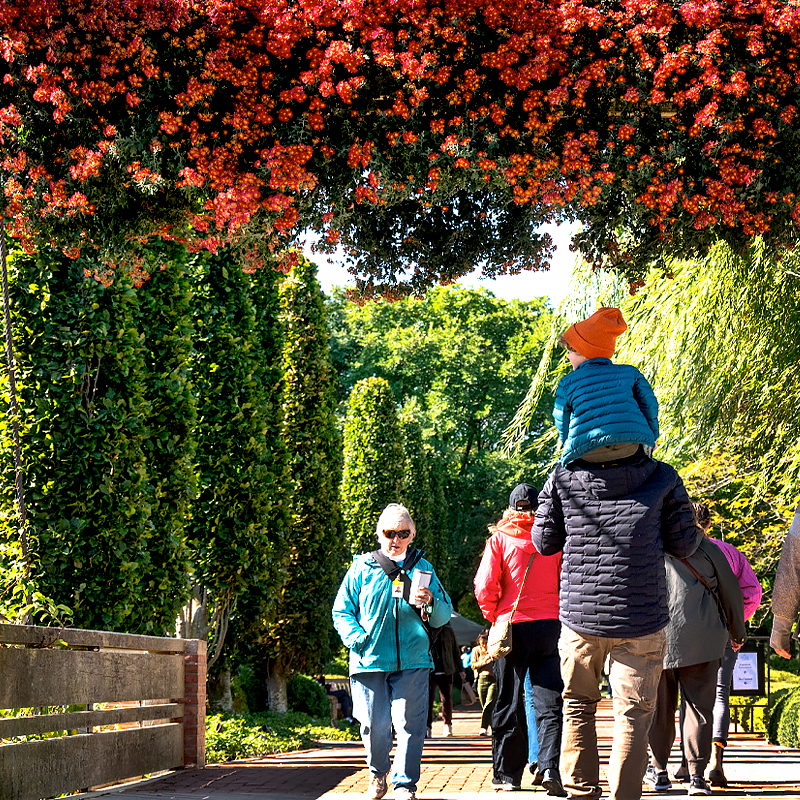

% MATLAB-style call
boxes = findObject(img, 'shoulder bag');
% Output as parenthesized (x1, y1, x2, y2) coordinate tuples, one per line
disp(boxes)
(486, 551, 535, 660)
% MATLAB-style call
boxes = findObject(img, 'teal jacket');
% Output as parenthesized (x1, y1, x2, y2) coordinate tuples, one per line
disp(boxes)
(332, 550, 453, 674)
(554, 358, 659, 465)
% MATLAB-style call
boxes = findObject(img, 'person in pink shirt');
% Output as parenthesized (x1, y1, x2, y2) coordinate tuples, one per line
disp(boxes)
(474, 483, 565, 796)
(672, 502, 763, 789)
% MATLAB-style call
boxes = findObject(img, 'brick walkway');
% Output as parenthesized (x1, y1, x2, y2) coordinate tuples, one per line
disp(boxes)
(88, 701, 800, 800)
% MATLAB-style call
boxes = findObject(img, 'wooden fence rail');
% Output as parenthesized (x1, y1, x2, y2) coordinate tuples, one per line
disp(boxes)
(0, 623, 206, 800)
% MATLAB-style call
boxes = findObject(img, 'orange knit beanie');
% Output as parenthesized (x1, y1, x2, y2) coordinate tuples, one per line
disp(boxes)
(562, 307, 627, 359)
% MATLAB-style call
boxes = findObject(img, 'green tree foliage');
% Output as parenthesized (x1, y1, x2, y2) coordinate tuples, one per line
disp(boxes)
(330, 286, 554, 460)
(183, 250, 288, 664)
(330, 287, 555, 610)
(341, 377, 405, 558)
(399, 414, 435, 554)
(680, 455, 792, 629)
(242, 257, 343, 711)
(0, 248, 186, 631)
(136, 248, 197, 622)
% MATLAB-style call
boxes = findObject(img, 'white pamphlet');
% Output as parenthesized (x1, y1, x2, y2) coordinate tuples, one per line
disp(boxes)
(409, 570, 432, 606)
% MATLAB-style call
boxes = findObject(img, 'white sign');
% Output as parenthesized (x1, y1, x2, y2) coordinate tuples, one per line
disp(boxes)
(732, 651, 760, 692)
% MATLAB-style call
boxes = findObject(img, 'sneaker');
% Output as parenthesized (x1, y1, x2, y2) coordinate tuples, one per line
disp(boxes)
(644, 765, 672, 791)
(479, 727, 488, 736)
(367, 774, 388, 800)
(674, 763, 690, 783)
(491, 778, 520, 791)
(443, 722, 453, 736)
(688, 775, 711, 796)
(708, 768, 727, 788)
(530, 767, 543, 786)
(392, 787, 416, 800)
(541, 768, 567, 797)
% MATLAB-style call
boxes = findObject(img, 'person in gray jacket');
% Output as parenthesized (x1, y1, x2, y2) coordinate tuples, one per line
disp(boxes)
(771, 505, 800, 659)
(532, 451, 698, 800)
(645, 535, 746, 796)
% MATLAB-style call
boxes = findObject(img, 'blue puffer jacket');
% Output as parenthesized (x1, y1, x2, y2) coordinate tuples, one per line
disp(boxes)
(532, 455, 698, 639)
(332, 550, 453, 674)
(554, 358, 659, 465)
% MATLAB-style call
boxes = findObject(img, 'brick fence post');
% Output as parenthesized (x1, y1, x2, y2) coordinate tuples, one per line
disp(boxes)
(183, 639, 207, 768)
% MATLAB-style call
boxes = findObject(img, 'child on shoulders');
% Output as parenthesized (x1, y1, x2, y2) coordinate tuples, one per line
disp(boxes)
(555, 306, 658, 466)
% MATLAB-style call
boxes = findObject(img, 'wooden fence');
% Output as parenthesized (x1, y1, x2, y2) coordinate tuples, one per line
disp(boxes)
(0, 623, 206, 800)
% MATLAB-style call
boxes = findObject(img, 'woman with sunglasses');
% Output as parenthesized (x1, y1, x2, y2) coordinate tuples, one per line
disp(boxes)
(333, 503, 454, 800)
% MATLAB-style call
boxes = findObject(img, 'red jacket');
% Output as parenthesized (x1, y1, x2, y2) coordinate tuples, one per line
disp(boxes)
(474, 512, 561, 624)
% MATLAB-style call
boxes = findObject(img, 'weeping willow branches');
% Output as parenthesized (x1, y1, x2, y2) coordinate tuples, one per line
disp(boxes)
(505, 238, 800, 504)
(617, 240, 800, 501)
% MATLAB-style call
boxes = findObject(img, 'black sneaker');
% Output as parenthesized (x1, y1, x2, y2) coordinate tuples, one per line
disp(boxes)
(688, 775, 711, 796)
(644, 765, 672, 791)
(491, 778, 520, 792)
(541, 768, 567, 798)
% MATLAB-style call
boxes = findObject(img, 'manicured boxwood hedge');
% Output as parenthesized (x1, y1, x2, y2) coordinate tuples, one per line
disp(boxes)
(766, 686, 800, 747)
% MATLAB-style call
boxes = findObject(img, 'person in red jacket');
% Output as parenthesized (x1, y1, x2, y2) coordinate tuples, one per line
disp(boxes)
(474, 483, 565, 796)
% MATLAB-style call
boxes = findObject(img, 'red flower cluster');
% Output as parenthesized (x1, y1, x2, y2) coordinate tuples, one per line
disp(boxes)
(1, 0, 800, 285)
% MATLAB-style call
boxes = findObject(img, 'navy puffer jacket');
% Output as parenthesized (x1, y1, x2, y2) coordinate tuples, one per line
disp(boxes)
(532, 455, 698, 639)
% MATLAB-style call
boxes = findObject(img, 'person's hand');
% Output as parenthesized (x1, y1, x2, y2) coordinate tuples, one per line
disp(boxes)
(414, 587, 433, 607)
(459, 671, 466, 680)
(773, 646, 792, 659)
(732, 640, 744, 652)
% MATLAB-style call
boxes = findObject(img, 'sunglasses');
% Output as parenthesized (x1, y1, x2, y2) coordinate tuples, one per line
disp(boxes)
(382, 529, 412, 540)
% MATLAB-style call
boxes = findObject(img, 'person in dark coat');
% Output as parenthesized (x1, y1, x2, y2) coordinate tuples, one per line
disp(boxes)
(427, 623, 465, 737)
(532, 453, 698, 800)
(645, 535, 746, 796)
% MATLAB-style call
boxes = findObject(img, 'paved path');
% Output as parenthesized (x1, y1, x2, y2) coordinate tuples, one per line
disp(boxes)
(88, 702, 800, 800)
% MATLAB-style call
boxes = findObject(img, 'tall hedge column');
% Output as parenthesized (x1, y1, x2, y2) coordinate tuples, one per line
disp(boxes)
(341, 377, 405, 557)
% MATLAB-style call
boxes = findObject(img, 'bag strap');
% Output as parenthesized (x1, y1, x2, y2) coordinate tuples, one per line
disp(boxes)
(372, 547, 424, 601)
(508, 551, 536, 624)
(680, 556, 729, 629)
(372, 548, 439, 636)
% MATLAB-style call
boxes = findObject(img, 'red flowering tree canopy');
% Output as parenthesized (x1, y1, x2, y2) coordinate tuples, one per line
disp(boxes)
(2, 0, 800, 295)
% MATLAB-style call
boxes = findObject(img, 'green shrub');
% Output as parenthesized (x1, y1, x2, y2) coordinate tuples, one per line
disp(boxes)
(287, 675, 330, 718)
(776, 688, 800, 748)
(324, 646, 350, 677)
(206, 711, 358, 762)
(766, 687, 795, 744)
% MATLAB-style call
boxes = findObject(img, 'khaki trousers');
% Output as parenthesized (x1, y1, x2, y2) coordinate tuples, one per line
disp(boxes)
(559, 626, 666, 800)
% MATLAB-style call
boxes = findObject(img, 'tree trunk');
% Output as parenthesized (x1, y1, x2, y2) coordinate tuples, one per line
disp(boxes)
(177, 585, 211, 640)
(267, 662, 288, 713)
(208, 666, 234, 714)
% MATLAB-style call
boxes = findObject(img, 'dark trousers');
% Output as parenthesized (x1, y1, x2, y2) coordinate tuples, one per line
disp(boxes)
(329, 689, 353, 719)
(492, 619, 563, 784)
(427, 672, 454, 727)
(649, 659, 720, 776)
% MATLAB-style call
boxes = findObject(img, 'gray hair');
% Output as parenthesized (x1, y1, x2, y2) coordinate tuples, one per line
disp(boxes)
(376, 503, 416, 536)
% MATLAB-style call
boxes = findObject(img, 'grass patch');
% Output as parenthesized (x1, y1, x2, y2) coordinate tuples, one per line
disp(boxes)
(206, 711, 359, 763)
